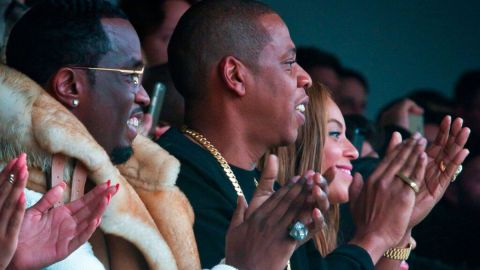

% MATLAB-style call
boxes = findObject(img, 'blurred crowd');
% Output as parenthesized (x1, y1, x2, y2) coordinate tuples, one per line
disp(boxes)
(0, 0, 478, 269)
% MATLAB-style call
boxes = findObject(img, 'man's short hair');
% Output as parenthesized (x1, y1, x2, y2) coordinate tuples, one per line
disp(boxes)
(168, 0, 274, 102)
(6, 0, 127, 86)
(296, 47, 342, 75)
(454, 69, 480, 110)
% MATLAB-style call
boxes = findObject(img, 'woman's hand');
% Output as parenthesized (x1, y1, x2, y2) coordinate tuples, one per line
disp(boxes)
(0, 153, 28, 270)
(9, 181, 119, 270)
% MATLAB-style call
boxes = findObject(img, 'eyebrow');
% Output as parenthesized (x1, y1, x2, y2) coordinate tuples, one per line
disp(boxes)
(282, 47, 296, 59)
(328, 119, 344, 129)
(122, 58, 144, 69)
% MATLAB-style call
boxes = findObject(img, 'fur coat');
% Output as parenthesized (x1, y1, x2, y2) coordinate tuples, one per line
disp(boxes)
(0, 64, 200, 270)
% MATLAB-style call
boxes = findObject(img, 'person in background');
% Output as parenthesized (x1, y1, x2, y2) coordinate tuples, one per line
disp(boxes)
(336, 68, 369, 116)
(297, 46, 342, 91)
(120, 0, 197, 67)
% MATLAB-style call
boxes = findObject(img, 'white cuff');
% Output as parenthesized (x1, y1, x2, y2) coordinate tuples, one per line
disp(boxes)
(205, 258, 238, 270)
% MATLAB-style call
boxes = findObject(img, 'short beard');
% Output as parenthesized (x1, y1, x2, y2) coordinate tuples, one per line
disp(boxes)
(110, 146, 134, 165)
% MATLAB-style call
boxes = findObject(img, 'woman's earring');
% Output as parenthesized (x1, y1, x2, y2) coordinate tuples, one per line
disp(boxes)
(72, 99, 79, 107)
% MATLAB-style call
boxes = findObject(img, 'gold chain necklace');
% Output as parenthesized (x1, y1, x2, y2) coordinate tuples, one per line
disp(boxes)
(183, 127, 292, 270)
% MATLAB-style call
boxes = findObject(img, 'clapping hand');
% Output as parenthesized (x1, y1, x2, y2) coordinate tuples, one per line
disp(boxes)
(9, 180, 119, 269)
(0, 153, 28, 270)
(225, 155, 329, 270)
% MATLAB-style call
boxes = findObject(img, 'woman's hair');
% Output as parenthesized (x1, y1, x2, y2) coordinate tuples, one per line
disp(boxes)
(265, 83, 339, 255)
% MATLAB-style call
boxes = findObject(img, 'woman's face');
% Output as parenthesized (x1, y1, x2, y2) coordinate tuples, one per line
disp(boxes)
(321, 97, 359, 204)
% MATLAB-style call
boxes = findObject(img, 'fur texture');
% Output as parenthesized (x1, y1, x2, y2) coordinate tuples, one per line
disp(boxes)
(0, 64, 199, 269)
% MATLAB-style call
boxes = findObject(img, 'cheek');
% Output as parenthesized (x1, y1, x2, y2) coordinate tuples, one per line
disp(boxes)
(322, 141, 341, 172)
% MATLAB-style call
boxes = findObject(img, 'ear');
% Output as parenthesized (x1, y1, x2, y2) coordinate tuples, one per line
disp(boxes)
(218, 56, 247, 97)
(48, 68, 86, 109)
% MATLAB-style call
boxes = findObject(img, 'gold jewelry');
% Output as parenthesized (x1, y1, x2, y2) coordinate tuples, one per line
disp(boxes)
(183, 127, 291, 270)
(439, 160, 447, 172)
(8, 174, 15, 184)
(383, 242, 413, 260)
(396, 173, 419, 193)
(451, 165, 463, 182)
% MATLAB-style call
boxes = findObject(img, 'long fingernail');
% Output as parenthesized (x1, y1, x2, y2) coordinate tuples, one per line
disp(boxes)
(115, 183, 120, 191)
(107, 180, 111, 187)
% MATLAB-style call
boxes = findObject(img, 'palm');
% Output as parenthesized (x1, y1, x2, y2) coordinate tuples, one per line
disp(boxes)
(409, 116, 470, 228)
(15, 206, 79, 268)
(9, 181, 116, 269)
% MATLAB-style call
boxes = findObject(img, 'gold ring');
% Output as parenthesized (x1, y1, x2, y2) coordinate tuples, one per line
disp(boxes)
(451, 165, 463, 182)
(439, 160, 446, 172)
(8, 174, 15, 184)
(396, 173, 419, 193)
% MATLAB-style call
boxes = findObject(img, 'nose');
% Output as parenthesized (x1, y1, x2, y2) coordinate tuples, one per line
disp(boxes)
(344, 138, 359, 160)
(297, 65, 312, 89)
(136, 85, 150, 107)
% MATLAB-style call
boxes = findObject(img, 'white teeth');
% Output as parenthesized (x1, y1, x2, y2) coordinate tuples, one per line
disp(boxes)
(296, 104, 305, 113)
(127, 117, 139, 128)
(340, 169, 351, 175)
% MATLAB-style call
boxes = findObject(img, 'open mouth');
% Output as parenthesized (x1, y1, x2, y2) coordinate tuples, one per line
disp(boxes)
(127, 117, 141, 130)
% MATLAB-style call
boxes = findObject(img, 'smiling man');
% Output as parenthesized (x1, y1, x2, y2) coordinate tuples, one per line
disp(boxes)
(156, 1, 383, 269)
(2, 0, 199, 269)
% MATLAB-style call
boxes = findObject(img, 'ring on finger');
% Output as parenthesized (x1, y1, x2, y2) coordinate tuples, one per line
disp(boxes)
(289, 221, 309, 241)
(451, 165, 463, 182)
(8, 174, 15, 184)
(439, 160, 447, 173)
(396, 173, 419, 193)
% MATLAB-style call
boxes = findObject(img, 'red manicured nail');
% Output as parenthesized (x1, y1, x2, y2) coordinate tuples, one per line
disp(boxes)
(115, 183, 120, 191)
(106, 180, 111, 187)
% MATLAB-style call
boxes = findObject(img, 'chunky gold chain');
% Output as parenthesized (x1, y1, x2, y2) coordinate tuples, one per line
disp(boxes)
(182, 127, 291, 270)
(183, 127, 245, 196)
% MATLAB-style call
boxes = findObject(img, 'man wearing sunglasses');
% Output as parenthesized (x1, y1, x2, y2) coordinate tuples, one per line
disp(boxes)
(2, 0, 198, 268)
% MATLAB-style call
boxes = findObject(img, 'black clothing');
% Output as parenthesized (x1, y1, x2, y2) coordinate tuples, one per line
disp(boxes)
(157, 128, 374, 270)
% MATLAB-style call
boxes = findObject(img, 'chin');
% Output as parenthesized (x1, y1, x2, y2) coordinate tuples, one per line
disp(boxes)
(110, 146, 134, 165)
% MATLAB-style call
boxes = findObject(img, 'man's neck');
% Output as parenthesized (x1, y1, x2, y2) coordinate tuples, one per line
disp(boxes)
(186, 118, 266, 171)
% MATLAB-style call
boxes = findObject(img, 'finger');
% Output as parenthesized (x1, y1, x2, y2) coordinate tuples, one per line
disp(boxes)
(256, 154, 278, 194)
(439, 127, 470, 166)
(31, 182, 66, 213)
(321, 167, 336, 187)
(349, 173, 364, 208)
(445, 149, 470, 179)
(407, 100, 424, 114)
(370, 136, 417, 184)
(67, 181, 111, 214)
(0, 156, 28, 234)
(381, 136, 419, 182)
(400, 138, 427, 178)
(228, 196, 248, 231)
(246, 155, 279, 218)
(6, 192, 26, 238)
(307, 208, 326, 236)
(0, 154, 25, 208)
(71, 186, 117, 223)
(251, 177, 304, 219)
(410, 152, 427, 192)
(278, 182, 311, 228)
(426, 115, 451, 158)
(387, 132, 403, 153)
(68, 217, 101, 256)
(313, 183, 329, 213)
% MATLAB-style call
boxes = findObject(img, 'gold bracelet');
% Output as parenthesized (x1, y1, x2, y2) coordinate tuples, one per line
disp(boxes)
(383, 242, 412, 260)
